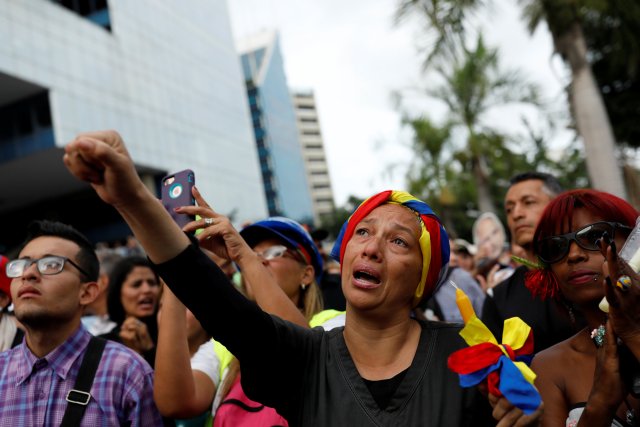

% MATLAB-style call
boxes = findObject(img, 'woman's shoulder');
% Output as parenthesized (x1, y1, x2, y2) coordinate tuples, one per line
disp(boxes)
(533, 336, 573, 364)
(531, 332, 587, 387)
(415, 319, 468, 351)
(534, 329, 590, 362)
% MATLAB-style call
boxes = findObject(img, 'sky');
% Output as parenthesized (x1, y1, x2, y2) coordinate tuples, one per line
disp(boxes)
(227, 0, 572, 207)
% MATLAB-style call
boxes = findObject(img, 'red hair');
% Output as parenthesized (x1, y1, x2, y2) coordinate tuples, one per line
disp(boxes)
(525, 189, 639, 299)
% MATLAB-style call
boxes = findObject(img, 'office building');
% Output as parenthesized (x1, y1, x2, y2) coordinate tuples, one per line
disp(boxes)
(0, 0, 267, 249)
(292, 90, 335, 225)
(238, 30, 314, 224)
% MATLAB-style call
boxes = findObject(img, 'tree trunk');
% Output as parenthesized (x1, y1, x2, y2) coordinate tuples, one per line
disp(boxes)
(555, 22, 627, 199)
(472, 155, 497, 214)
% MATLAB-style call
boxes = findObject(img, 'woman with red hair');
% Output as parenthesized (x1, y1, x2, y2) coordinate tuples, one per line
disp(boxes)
(527, 189, 640, 426)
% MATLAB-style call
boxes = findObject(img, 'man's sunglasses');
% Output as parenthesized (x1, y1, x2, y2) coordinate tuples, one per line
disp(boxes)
(536, 221, 632, 264)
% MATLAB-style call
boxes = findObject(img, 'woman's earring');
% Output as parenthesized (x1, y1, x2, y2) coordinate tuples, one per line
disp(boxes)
(300, 283, 308, 290)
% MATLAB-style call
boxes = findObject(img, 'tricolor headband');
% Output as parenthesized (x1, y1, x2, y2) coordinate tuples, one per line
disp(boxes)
(330, 190, 450, 306)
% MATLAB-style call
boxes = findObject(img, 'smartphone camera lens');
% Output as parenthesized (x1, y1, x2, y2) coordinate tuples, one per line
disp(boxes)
(169, 183, 182, 199)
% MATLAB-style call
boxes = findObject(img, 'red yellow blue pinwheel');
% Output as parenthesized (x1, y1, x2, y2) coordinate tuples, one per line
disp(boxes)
(447, 285, 541, 415)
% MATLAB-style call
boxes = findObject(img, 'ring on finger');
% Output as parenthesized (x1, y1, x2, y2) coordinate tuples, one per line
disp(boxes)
(204, 217, 214, 226)
(590, 324, 606, 348)
(617, 275, 631, 291)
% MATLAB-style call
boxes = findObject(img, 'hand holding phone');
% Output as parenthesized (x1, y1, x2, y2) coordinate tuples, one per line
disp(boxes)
(161, 169, 195, 229)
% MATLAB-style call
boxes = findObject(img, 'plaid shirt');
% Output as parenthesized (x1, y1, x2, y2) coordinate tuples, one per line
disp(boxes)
(0, 326, 162, 426)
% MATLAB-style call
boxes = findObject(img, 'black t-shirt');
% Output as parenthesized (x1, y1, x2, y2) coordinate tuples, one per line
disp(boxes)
(154, 239, 496, 427)
(481, 266, 580, 353)
(363, 368, 408, 409)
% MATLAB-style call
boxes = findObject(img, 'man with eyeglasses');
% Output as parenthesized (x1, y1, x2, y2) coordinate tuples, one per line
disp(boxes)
(481, 172, 581, 353)
(0, 220, 162, 426)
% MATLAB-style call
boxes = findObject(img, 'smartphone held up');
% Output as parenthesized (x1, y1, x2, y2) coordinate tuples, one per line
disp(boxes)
(161, 169, 195, 229)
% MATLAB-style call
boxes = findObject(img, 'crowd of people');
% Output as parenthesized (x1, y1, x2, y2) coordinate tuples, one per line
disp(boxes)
(0, 129, 637, 426)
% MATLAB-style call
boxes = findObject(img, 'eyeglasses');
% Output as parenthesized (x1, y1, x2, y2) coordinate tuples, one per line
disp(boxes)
(256, 245, 305, 264)
(536, 221, 632, 264)
(6, 255, 90, 279)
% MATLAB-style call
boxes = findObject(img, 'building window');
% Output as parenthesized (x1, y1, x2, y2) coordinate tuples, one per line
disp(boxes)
(50, 0, 112, 31)
(316, 197, 334, 204)
(0, 91, 54, 161)
(302, 130, 320, 136)
(299, 117, 316, 123)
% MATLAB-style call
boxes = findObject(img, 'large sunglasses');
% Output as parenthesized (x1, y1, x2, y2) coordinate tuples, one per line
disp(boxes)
(6, 255, 90, 279)
(536, 221, 632, 264)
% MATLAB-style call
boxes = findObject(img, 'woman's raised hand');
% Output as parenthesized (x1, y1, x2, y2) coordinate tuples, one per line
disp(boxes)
(63, 130, 147, 207)
(179, 187, 254, 265)
(602, 243, 640, 350)
(590, 320, 627, 419)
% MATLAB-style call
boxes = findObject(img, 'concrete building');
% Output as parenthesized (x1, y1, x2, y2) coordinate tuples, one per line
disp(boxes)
(0, 0, 267, 249)
(292, 90, 335, 225)
(238, 30, 314, 224)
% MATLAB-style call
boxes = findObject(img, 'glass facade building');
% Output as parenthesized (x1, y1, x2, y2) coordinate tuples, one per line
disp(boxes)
(0, 0, 267, 249)
(239, 31, 314, 224)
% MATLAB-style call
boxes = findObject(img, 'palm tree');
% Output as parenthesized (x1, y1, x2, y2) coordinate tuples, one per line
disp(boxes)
(403, 115, 459, 232)
(520, 0, 626, 198)
(427, 36, 539, 213)
(397, 0, 628, 199)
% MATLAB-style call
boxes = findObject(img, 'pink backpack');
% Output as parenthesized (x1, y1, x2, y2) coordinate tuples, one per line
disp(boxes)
(213, 374, 289, 427)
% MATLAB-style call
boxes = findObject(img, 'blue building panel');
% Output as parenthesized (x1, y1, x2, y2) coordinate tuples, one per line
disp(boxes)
(240, 34, 314, 223)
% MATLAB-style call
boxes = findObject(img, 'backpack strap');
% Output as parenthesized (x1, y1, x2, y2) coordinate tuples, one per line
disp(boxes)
(60, 336, 107, 427)
(10, 328, 24, 348)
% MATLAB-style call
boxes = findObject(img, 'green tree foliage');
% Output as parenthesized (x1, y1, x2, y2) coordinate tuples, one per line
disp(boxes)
(518, 0, 630, 196)
(403, 114, 587, 239)
(399, 35, 543, 223)
(398, 0, 630, 198)
(395, 0, 484, 67)
(579, 0, 640, 148)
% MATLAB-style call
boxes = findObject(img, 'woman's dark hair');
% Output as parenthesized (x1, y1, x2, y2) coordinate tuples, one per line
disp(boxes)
(107, 256, 159, 325)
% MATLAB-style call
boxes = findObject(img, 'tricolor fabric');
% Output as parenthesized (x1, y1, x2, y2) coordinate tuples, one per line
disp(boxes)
(447, 316, 541, 415)
(330, 190, 449, 306)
